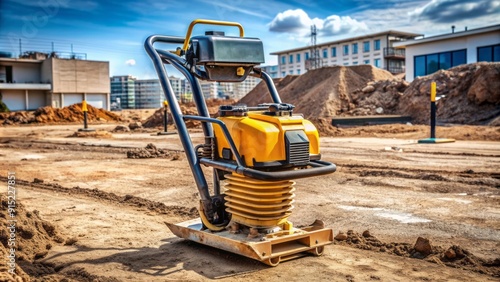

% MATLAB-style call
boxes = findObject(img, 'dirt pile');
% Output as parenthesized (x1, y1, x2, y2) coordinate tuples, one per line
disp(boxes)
(126, 143, 181, 159)
(0, 200, 65, 281)
(398, 62, 500, 125)
(0, 103, 122, 125)
(335, 230, 500, 277)
(142, 99, 236, 128)
(238, 65, 394, 119)
(345, 78, 409, 116)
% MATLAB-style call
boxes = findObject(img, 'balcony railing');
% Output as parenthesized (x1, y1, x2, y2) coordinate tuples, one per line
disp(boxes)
(385, 66, 405, 74)
(384, 47, 405, 58)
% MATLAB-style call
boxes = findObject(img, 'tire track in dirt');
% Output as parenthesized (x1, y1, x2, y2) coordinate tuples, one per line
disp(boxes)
(0, 177, 198, 219)
(337, 163, 500, 188)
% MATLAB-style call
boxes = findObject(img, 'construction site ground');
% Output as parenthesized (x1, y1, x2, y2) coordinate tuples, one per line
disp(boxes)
(1, 122, 499, 281)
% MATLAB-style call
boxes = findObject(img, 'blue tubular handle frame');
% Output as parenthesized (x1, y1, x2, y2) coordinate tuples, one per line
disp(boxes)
(145, 34, 337, 218)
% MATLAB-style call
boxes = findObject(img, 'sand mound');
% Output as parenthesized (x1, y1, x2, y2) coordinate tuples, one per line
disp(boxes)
(238, 65, 394, 119)
(0, 103, 122, 125)
(0, 200, 65, 281)
(398, 62, 500, 125)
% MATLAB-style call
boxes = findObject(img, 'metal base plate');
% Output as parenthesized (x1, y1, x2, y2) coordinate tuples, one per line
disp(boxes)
(157, 131, 177, 135)
(166, 218, 333, 266)
(418, 138, 456, 143)
(78, 128, 96, 132)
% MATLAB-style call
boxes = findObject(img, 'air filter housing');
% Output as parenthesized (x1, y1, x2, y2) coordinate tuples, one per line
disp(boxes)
(187, 33, 265, 81)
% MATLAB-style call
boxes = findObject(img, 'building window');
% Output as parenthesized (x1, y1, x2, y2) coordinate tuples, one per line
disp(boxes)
(414, 49, 467, 77)
(296, 53, 301, 63)
(353, 61, 358, 65)
(281, 56, 286, 64)
(289, 70, 293, 75)
(364, 59, 370, 64)
(478, 44, 500, 62)
(343, 45, 349, 55)
(289, 55, 293, 64)
(282, 71, 286, 77)
(352, 43, 358, 54)
(297, 69, 301, 75)
(374, 58, 381, 68)
(363, 41, 370, 52)
(323, 48, 328, 58)
(374, 39, 380, 51)
(305, 52, 309, 60)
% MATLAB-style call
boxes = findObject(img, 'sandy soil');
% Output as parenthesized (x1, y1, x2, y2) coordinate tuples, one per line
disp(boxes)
(0, 122, 499, 281)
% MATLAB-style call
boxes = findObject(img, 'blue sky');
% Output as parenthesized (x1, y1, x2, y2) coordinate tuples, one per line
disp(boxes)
(0, 0, 498, 79)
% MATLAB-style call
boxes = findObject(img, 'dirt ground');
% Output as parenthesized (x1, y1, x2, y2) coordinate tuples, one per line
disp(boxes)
(0, 121, 499, 281)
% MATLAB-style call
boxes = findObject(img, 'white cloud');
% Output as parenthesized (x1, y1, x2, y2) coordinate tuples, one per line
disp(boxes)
(125, 59, 136, 66)
(268, 9, 368, 38)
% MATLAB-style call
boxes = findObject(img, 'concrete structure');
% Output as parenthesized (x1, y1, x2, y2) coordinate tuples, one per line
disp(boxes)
(111, 75, 136, 109)
(394, 24, 500, 82)
(271, 30, 422, 77)
(0, 57, 110, 111)
(260, 65, 279, 78)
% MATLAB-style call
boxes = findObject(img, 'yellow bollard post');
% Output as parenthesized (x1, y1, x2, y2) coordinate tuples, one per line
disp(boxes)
(157, 100, 176, 136)
(418, 82, 454, 144)
(78, 100, 95, 132)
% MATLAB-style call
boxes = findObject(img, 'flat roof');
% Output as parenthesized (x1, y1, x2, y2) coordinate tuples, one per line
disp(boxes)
(0, 57, 109, 64)
(394, 24, 500, 48)
(270, 30, 423, 55)
(0, 57, 44, 63)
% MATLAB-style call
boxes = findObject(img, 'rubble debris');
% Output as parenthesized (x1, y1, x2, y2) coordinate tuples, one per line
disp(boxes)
(126, 143, 180, 160)
(68, 130, 113, 138)
(334, 230, 500, 277)
(112, 125, 130, 132)
(128, 121, 142, 130)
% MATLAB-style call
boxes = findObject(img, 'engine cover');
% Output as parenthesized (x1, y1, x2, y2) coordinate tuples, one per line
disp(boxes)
(214, 112, 320, 169)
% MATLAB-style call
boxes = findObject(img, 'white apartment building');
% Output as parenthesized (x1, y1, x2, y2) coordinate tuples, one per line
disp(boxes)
(218, 76, 261, 100)
(1, 56, 110, 111)
(260, 65, 279, 78)
(271, 30, 422, 77)
(394, 24, 500, 82)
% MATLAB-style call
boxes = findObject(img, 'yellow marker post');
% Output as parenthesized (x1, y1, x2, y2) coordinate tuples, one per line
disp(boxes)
(418, 81, 454, 144)
(78, 100, 95, 132)
(82, 100, 88, 112)
(158, 100, 176, 135)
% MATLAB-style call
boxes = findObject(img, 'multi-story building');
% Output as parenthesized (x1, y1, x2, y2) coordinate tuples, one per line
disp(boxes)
(134, 79, 163, 109)
(111, 75, 187, 109)
(110, 75, 136, 109)
(260, 65, 279, 78)
(394, 24, 500, 82)
(271, 30, 422, 77)
(0, 56, 110, 111)
(199, 81, 218, 99)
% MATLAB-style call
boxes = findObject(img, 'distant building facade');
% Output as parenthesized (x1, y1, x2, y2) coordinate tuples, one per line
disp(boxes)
(393, 24, 500, 82)
(111, 75, 136, 109)
(260, 65, 279, 78)
(271, 30, 422, 77)
(0, 57, 110, 111)
(135, 79, 162, 109)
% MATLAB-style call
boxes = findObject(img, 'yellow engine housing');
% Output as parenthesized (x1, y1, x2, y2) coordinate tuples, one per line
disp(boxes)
(213, 112, 320, 168)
